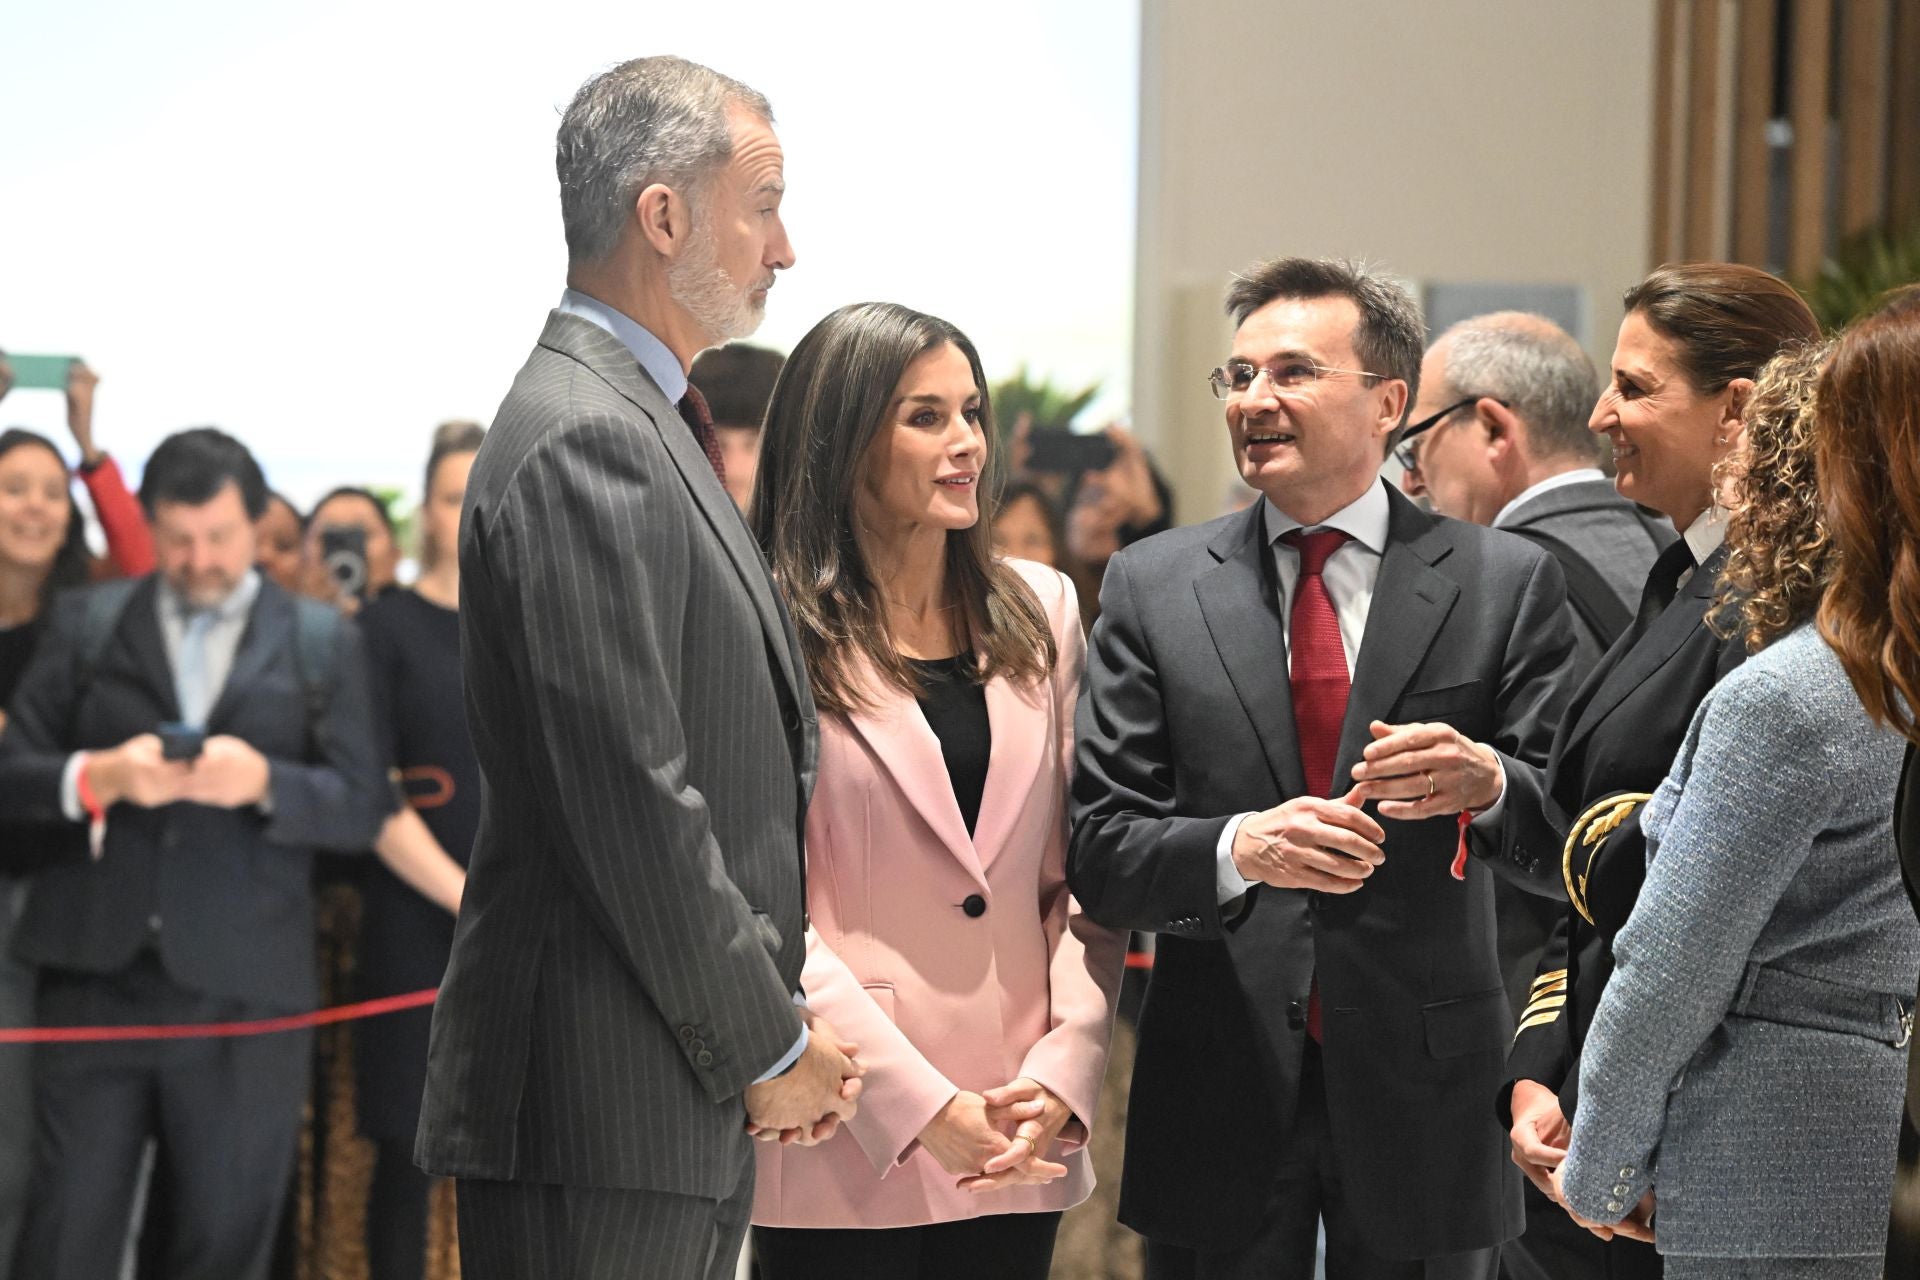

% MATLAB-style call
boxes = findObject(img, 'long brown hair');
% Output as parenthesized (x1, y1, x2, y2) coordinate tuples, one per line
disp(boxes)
(1710, 340, 1831, 652)
(1817, 284, 1920, 741)
(750, 302, 1055, 715)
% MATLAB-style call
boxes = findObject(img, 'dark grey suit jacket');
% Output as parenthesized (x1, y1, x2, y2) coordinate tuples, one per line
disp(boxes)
(1067, 484, 1576, 1259)
(416, 312, 819, 1199)
(1488, 478, 1673, 1017)
(1500, 478, 1673, 677)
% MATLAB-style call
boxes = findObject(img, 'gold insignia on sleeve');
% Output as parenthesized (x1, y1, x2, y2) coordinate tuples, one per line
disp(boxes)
(1514, 968, 1572, 1039)
(1561, 794, 1653, 926)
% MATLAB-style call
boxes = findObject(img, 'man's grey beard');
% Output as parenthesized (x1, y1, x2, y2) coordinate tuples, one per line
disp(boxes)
(668, 211, 768, 345)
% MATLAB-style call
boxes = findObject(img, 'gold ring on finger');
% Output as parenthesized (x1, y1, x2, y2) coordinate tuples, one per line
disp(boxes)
(1425, 771, 1436, 799)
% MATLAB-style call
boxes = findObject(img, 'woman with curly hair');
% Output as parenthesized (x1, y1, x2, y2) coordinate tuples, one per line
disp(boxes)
(1551, 338, 1920, 1276)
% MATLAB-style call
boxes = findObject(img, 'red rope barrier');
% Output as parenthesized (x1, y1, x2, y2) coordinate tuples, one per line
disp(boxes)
(0, 987, 439, 1044)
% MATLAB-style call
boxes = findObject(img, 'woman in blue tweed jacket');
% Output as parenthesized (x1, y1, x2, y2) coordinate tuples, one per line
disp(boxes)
(1553, 340, 1920, 1277)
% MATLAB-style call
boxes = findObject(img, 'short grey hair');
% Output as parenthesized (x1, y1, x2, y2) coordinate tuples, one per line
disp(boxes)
(1224, 256, 1426, 425)
(1433, 312, 1601, 465)
(556, 56, 773, 263)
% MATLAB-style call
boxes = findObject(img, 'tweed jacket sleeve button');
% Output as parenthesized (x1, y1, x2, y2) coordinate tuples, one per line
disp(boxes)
(1619, 1167, 1635, 1178)
(1612, 1183, 1631, 1196)
(1606, 1201, 1623, 1214)
(696, 1051, 715, 1068)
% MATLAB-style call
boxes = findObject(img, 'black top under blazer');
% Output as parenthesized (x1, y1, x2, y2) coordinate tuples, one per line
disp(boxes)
(1067, 486, 1577, 1260)
(0, 574, 388, 1011)
(1496, 543, 1745, 1124)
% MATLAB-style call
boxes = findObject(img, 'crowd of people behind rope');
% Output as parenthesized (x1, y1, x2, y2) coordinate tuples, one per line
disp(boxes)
(5, 59, 1920, 1280)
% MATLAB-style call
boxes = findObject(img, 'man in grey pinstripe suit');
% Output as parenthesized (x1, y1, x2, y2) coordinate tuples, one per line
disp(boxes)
(416, 57, 863, 1279)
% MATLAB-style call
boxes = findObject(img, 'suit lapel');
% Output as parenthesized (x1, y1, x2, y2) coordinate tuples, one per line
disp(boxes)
(119, 578, 181, 721)
(1194, 505, 1308, 799)
(536, 312, 804, 711)
(843, 681, 989, 891)
(1562, 544, 1727, 755)
(205, 585, 291, 731)
(971, 674, 1045, 869)
(1334, 491, 1459, 785)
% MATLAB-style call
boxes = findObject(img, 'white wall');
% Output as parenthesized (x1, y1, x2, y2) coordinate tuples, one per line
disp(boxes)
(1133, 0, 1659, 523)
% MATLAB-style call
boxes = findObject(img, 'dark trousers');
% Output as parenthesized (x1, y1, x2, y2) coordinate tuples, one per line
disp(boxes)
(754, 1210, 1061, 1280)
(368, 1139, 435, 1280)
(0, 880, 35, 1280)
(1500, 1179, 1659, 1280)
(1146, 1042, 1500, 1280)
(13, 957, 310, 1280)
(458, 1152, 756, 1280)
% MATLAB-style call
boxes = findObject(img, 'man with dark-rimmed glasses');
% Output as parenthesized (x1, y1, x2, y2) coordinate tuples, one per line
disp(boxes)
(1068, 257, 1577, 1279)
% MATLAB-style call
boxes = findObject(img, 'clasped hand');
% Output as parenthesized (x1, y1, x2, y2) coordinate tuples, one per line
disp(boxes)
(1511, 1080, 1654, 1244)
(919, 1077, 1071, 1193)
(743, 1014, 864, 1147)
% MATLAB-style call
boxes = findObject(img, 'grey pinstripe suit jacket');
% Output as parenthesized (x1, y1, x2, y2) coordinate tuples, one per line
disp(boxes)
(416, 312, 819, 1199)
(1561, 623, 1920, 1259)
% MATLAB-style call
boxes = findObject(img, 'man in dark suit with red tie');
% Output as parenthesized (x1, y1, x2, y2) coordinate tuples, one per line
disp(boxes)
(1067, 257, 1577, 1278)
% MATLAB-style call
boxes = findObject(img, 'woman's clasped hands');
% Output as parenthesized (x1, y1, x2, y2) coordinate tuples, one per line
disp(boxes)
(917, 1077, 1074, 1193)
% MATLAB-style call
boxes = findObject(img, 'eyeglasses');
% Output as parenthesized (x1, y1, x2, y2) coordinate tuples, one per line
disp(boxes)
(1391, 396, 1510, 474)
(1207, 357, 1387, 401)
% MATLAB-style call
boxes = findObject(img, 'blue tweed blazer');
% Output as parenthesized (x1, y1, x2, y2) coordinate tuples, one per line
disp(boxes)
(1562, 623, 1920, 1260)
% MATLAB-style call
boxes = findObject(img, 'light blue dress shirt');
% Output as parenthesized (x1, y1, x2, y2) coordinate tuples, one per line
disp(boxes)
(555, 289, 689, 403)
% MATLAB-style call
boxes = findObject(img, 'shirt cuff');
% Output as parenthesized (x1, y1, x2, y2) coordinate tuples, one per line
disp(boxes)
(1215, 812, 1258, 905)
(1468, 755, 1509, 829)
(60, 753, 88, 823)
(751, 992, 811, 1084)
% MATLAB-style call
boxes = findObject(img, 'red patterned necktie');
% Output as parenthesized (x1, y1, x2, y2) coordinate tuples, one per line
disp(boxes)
(677, 384, 727, 486)
(1282, 527, 1353, 1043)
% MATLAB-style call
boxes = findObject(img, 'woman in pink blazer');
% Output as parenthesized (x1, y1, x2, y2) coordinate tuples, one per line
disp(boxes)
(746, 302, 1126, 1278)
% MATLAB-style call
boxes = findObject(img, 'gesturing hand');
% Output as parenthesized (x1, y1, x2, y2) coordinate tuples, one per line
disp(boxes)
(743, 1015, 864, 1146)
(1348, 720, 1503, 819)
(1230, 789, 1385, 893)
(1507, 1078, 1570, 1200)
(957, 1078, 1071, 1193)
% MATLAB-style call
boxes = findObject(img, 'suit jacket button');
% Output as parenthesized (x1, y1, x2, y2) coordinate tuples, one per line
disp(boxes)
(1286, 1001, 1306, 1030)
(962, 895, 987, 918)
(1619, 1166, 1635, 1179)
(147, 914, 162, 932)
(679, 1026, 696, 1042)
(1606, 1201, 1623, 1214)
(689, 1039, 706, 1053)
(696, 1050, 714, 1067)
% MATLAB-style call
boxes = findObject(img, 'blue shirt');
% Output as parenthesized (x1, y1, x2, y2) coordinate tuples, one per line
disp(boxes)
(555, 289, 688, 403)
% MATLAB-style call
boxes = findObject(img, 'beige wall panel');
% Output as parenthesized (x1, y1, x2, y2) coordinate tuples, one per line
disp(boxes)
(1134, 0, 1661, 525)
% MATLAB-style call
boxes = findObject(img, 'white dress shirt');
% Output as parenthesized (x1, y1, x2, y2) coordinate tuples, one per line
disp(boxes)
(1491, 468, 1608, 530)
(1213, 480, 1506, 903)
(1677, 505, 1728, 589)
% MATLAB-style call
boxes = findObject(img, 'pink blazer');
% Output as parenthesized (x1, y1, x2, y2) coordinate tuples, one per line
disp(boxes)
(752, 560, 1126, 1229)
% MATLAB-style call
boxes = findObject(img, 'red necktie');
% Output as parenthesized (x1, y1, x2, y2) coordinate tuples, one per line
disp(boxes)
(677, 384, 727, 486)
(1282, 528, 1352, 1043)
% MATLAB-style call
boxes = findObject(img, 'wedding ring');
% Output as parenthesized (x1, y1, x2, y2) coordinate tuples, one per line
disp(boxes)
(1013, 1133, 1035, 1150)
(1425, 771, 1436, 799)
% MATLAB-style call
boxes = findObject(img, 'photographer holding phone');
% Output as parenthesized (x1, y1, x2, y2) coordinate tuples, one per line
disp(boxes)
(0, 427, 388, 1280)
(301, 485, 400, 613)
